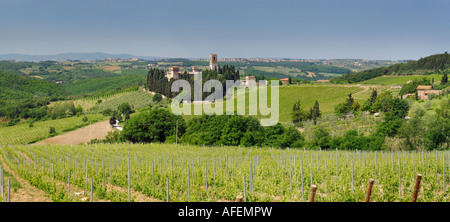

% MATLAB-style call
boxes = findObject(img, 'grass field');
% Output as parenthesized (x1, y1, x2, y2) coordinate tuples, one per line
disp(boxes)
(1, 143, 449, 202)
(177, 84, 370, 125)
(360, 74, 444, 85)
(0, 114, 106, 146)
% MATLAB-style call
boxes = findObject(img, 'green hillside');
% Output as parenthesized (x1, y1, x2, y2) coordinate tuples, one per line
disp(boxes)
(0, 71, 67, 101)
(63, 74, 146, 96)
(360, 74, 444, 85)
(332, 52, 450, 83)
(177, 84, 369, 125)
(0, 71, 68, 120)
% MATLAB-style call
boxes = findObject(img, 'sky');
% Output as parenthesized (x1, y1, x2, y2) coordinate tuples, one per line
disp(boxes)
(1, 0, 449, 60)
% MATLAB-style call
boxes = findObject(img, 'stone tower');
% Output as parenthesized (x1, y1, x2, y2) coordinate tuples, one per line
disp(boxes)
(209, 54, 217, 71)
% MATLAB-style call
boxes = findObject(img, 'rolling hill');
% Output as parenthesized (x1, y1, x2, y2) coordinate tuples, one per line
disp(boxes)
(0, 71, 67, 101)
(332, 52, 450, 83)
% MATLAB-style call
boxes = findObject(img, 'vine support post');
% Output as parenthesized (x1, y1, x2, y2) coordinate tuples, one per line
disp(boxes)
(90, 178, 93, 202)
(309, 185, 317, 202)
(8, 179, 11, 202)
(412, 174, 422, 202)
(365, 179, 374, 202)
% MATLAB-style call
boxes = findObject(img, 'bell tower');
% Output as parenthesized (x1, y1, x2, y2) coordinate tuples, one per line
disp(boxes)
(209, 54, 217, 71)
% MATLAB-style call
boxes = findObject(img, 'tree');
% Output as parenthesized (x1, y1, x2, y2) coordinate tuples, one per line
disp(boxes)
(49, 126, 56, 136)
(264, 123, 285, 147)
(399, 116, 424, 150)
(346, 93, 354, 107)
(221, 115, 256, 146)
(335, 93, 358, 117)
(82, 116, 88, 123)
(102, 108, 113, 116)
(310, 100, 321, 124)
(375, 98, 410, 137)
(28, 119, 34, 128)
(278, 126, 303, 148)
(442, 73, 448, 85)
(424, 116, 450, 150)
(362, 89, 378, 112)
(182, 114, 230, 146)
(121, 108, 185, 143)
(109, 116, 116, 126)
(291, 99, 309, 126)
(288, 76, 292, 84)
(118, 102, 132, 116)
(312, 126, 331, 149)
(153, 93, 163, 103)
(75, 105, 83, 116)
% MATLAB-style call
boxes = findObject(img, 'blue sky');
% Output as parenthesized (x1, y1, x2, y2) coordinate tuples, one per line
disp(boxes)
(1, 0, 449, 60)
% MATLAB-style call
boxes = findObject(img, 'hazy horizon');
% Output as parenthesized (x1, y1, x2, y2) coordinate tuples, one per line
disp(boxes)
(1, 0, 449, 60)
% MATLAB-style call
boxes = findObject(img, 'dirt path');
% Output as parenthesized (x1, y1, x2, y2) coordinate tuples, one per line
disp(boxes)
(0, 157, 52, 202)
(34, 121, 113, 145)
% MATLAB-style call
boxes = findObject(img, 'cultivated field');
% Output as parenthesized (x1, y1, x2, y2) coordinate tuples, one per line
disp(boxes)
(179, 84, 373, 124)
(87, 91, 156, 114)
(33, 121, 114, 145)
(0, 143, 448, 202)
(0, 114, 105, 146)
(360, 74, 444, 85)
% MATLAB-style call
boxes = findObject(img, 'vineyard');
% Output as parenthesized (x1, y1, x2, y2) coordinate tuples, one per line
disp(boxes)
(1, 143, 449, 202)
(86, 91, 156, 114)
(0, 114, 105, 146)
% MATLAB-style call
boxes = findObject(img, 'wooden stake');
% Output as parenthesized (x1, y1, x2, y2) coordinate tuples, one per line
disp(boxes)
(309, 185, 317, 202)
(365, 179, 374, 202)
(236, 195, 243, 202)
(412, 174, 422, 202)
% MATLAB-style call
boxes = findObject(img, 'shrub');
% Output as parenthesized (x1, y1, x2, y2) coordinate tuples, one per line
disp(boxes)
(153, 93, 163, 103)
(49, 126, 57, 137)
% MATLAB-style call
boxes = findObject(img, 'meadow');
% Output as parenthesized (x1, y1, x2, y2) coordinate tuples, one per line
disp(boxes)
(1, 143, 448, 202)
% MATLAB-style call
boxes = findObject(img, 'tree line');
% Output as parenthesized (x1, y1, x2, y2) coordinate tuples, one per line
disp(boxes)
(145, 65, 240, 100)
(331, 52, 450, 83)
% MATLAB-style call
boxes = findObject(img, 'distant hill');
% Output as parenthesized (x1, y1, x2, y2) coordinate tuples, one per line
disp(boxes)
(0, 52, 161, 62)
(0, 71, 67, 101)
(331, 52, 450, 83)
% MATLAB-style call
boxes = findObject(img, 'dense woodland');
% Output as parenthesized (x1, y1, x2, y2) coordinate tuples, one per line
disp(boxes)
(332, 52, 450, 83)
(0, 71, 68, 121)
